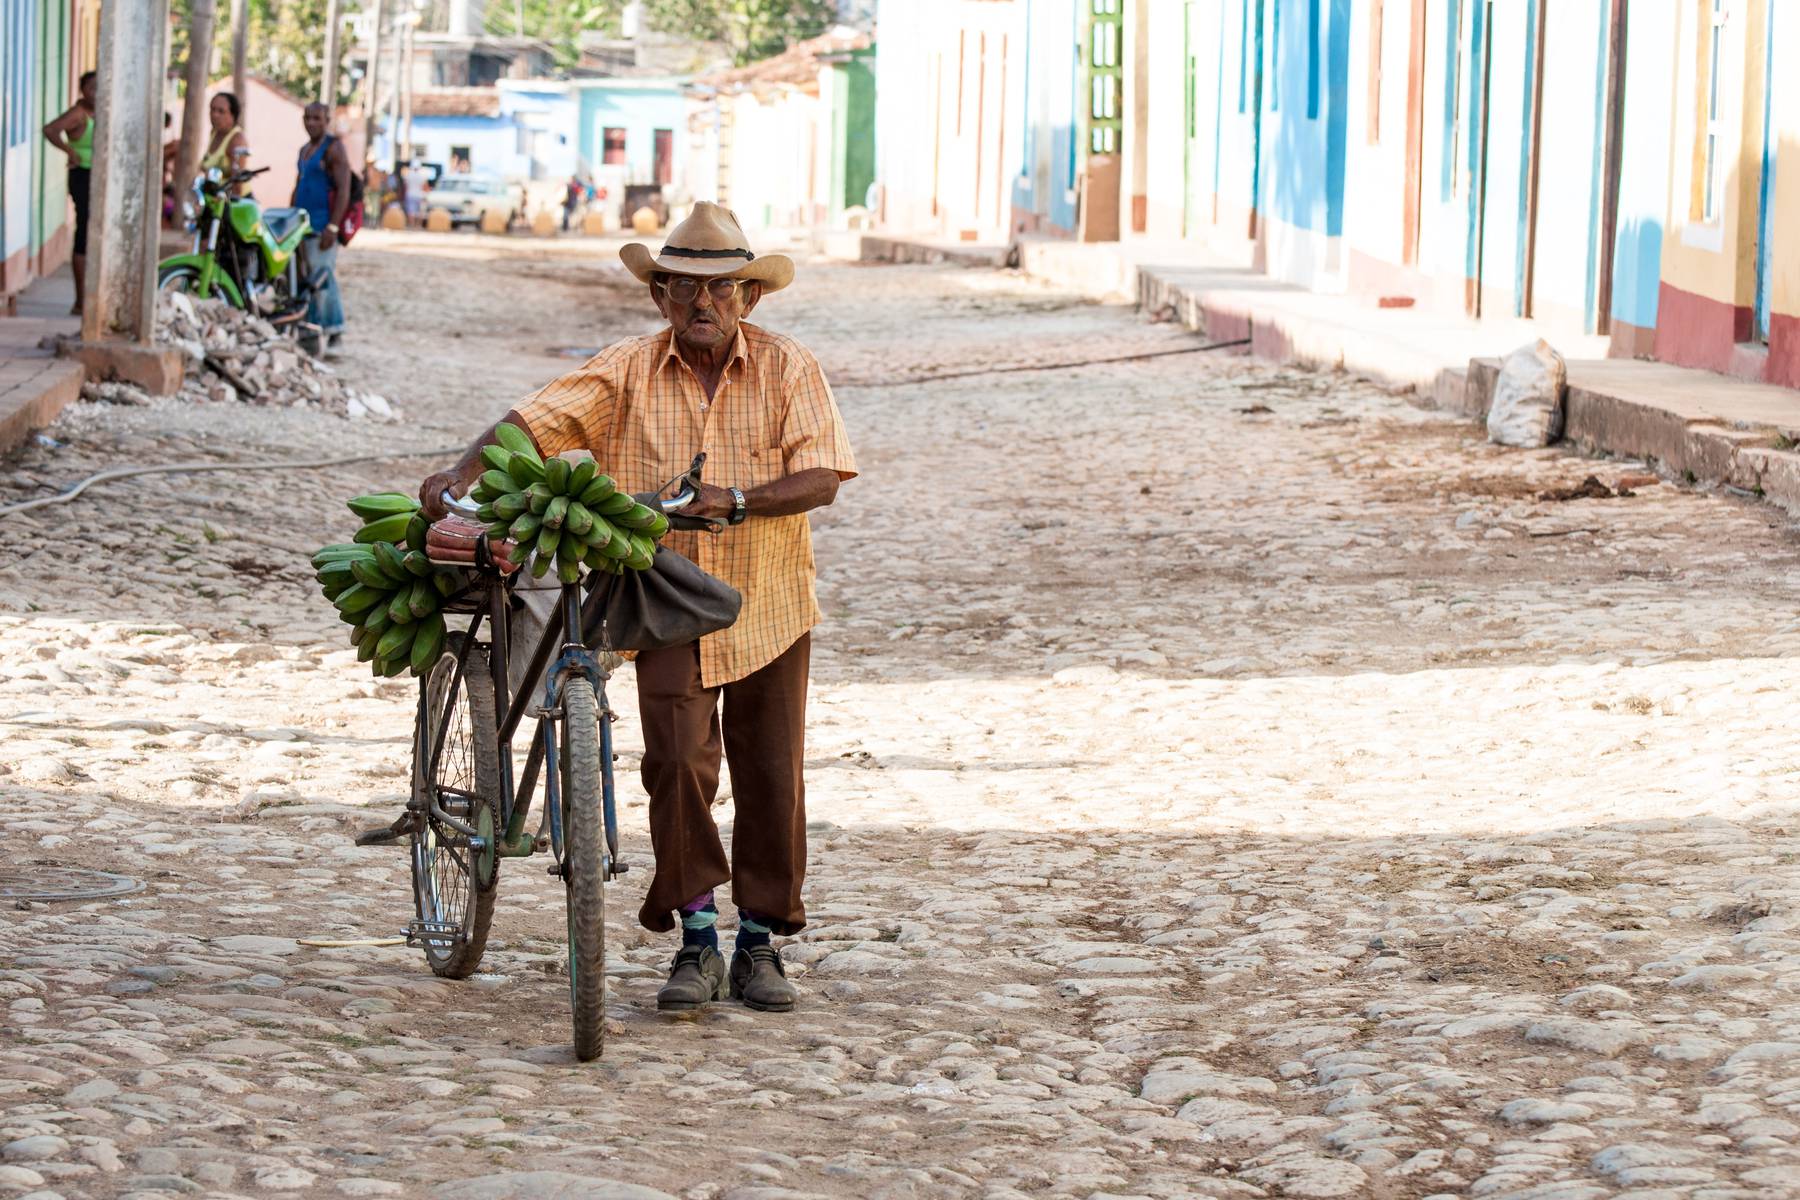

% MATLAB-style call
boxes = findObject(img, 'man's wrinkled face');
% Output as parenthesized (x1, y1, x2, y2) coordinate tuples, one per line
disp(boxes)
(303, 104, 328, 141)
(652, 273, 760, 356)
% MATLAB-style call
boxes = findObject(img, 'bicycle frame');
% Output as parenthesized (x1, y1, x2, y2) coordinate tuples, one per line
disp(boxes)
(420, 569, 622, 880)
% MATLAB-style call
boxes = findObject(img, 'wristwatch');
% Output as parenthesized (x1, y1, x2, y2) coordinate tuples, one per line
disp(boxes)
(728, 486, 747, 525)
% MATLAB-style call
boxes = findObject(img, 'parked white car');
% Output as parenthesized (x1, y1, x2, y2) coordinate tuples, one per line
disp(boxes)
(425, 175, 525, 228)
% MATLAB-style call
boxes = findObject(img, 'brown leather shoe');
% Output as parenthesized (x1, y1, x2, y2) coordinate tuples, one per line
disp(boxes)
(656, 945, 727, 1011)
(729, 945, 797, 1012)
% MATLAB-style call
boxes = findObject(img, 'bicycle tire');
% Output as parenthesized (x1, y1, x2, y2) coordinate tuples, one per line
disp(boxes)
(560, 678, 606, 1060)
(411, 632, 501, 979)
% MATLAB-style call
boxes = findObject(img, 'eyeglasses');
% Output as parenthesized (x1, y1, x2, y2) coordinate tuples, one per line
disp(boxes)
(657, 276, 744, 305)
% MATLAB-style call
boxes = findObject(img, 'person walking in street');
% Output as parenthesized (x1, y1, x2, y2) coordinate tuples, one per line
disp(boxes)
(402, 161, 428, 227)
(562, 174, 583, 231)
(41, 70, 96, 316)
(201, 92, 252, 193)
(418, 202, 856, 1014)
(293, 102, 351, 351)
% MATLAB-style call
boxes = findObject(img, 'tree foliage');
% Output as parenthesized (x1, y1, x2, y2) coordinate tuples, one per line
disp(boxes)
(171, 0, 349, 104)
(485, 0, 625, 71)
(642, 0, 836, 66)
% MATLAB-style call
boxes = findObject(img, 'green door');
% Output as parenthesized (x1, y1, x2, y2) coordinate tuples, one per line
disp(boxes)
(1085, 0, 1124, 157)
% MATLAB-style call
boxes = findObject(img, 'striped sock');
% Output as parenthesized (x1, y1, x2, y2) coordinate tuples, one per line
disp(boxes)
(735, 909, 772, 953)
(680, 891, 718, 954)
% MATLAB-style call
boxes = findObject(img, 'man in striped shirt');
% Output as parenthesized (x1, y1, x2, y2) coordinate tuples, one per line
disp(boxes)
(422, 203, 856, 1013)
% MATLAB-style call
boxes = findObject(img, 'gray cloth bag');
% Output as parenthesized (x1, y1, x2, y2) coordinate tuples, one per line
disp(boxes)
(582, 545, 742, 652)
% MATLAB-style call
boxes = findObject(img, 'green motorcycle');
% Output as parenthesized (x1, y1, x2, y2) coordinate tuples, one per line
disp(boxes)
(158, 166, 321, 342)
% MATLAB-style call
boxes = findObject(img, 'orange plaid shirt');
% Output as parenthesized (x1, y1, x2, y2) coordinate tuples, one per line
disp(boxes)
(513, 322, 857, 687)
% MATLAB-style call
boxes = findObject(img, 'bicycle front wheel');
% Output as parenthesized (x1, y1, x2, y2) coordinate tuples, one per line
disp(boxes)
(560, 678, 606, 1060)
(411, 633, 501, 979)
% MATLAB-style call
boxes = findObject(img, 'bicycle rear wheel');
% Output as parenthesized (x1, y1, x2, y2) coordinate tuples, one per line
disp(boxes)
(560, 678, 606, 1060)
(411, 632, 501, 979)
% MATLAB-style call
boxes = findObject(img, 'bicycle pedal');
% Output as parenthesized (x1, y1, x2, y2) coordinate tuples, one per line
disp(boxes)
(353, 811, 421, 847)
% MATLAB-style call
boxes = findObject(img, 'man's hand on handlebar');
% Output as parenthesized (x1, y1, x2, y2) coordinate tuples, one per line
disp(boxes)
(419, 471, 470, 521)
(680, 482, 737, 521)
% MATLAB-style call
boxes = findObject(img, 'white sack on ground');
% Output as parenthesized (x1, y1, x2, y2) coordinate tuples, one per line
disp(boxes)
(1487, 339, 1567, 448)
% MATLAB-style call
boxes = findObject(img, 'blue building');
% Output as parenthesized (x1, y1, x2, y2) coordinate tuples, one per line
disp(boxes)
(390, 77, 686, 189)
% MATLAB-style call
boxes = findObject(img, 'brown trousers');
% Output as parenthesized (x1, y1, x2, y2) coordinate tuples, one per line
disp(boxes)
(634, 633, 810, 936)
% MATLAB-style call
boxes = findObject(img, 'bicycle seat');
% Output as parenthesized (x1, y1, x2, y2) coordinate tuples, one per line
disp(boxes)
(261, 206, 310, 246)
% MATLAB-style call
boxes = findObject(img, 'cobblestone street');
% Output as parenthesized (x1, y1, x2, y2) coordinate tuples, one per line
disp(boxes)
(2, 235, 1799, 1199)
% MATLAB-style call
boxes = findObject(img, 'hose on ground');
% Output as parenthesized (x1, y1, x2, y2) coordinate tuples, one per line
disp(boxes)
(0, 446, 460, 518)
(839, 336, 1253, 388)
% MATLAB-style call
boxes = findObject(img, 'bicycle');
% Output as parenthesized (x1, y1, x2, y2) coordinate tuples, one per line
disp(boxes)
(360, 467, 706, 1060)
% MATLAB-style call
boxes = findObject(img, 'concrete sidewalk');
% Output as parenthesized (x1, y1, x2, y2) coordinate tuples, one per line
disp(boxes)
(845, 232, 1800, 519)
(0, 267, 84, 455)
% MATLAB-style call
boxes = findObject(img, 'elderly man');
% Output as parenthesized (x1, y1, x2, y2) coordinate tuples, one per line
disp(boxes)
(420, 203, 855, 1013)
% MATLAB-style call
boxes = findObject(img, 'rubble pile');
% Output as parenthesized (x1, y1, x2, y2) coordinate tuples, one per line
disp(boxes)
(78, 293, 397, 421)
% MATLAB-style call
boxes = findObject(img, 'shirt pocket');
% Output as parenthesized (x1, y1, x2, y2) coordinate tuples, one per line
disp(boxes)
(741, 445, 783, 489)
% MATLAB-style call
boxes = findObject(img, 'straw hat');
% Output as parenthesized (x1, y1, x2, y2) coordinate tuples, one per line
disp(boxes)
(620, 201, 793, 292)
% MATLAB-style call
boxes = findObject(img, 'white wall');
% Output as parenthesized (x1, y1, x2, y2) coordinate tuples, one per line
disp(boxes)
(874, 0, 1023, 239)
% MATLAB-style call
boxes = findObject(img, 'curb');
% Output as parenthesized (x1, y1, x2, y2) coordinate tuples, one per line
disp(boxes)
(0, 357, 85, 457)
(838, 233, 1800, 523)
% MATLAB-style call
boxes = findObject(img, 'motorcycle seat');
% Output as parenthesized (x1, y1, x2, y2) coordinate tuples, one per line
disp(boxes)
(262, 207, 310, 245)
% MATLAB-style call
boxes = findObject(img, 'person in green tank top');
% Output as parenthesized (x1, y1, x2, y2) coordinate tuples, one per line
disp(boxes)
(43, 71, 98, 317)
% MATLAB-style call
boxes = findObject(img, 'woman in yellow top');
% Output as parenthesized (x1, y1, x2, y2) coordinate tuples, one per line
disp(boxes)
(42, 70, 97, 316)
(201, 92, 251, 191)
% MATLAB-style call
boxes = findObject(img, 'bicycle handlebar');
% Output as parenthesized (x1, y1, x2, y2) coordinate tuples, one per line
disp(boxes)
(439, 479, 699, 518)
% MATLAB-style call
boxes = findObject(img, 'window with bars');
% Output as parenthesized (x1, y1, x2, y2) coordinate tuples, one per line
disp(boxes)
(1701, 0, 1726, 222)
(1088, 0, 1123, 155)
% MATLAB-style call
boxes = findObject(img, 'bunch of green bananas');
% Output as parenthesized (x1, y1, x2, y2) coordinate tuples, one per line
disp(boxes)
(466, 422, 668, 585)
(311, 493, 458, 678)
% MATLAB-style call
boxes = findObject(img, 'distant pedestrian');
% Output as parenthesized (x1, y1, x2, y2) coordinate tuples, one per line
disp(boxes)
(201, 92, 251, 194)
(41, 70, 97, 316)
(562, 174, 584, 231)
(293, 102, 351, 351)
(402, 161, 428, 227)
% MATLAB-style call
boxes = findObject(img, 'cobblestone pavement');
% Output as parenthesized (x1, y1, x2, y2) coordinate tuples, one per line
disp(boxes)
(2, 235, 1799, 1200)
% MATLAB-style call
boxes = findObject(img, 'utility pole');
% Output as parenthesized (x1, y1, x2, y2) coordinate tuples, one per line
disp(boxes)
(398, 14, 416, 170)
(173, 0, 216, 223)
(322, 0, 344, 105)
(229, 0, 247, 112)
(84, 0, 169, 345)
(389, 13, 406, 172)
(365, 0, 387, 170)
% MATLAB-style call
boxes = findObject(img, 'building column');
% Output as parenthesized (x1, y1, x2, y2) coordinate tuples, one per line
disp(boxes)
(83, 0, 168, 345)
(60, 0, 186, 393)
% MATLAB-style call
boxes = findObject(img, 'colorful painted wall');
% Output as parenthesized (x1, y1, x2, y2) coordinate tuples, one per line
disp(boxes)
(1, 0, 97, 303)
(1608, 3, 1680, 355)
(576, 79, 688, 187)
(1009, 0, 1077, 238)
(1646, 0, 1800, 386)
(1254, 0, 1350, 289)
(874, 0, 1023, 241)
(824, 49, 877, 219)
(1116, 0, 1185, 241)
(1179, 0, 1265, 252)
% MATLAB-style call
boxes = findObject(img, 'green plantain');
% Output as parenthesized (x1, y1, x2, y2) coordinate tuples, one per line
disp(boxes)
(354, 512, 414, 544)
(493, 421, 536, 457)
(346, 493, 419, 520)
(578, 474, 616, 506)
(409, 613, 445, 674)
